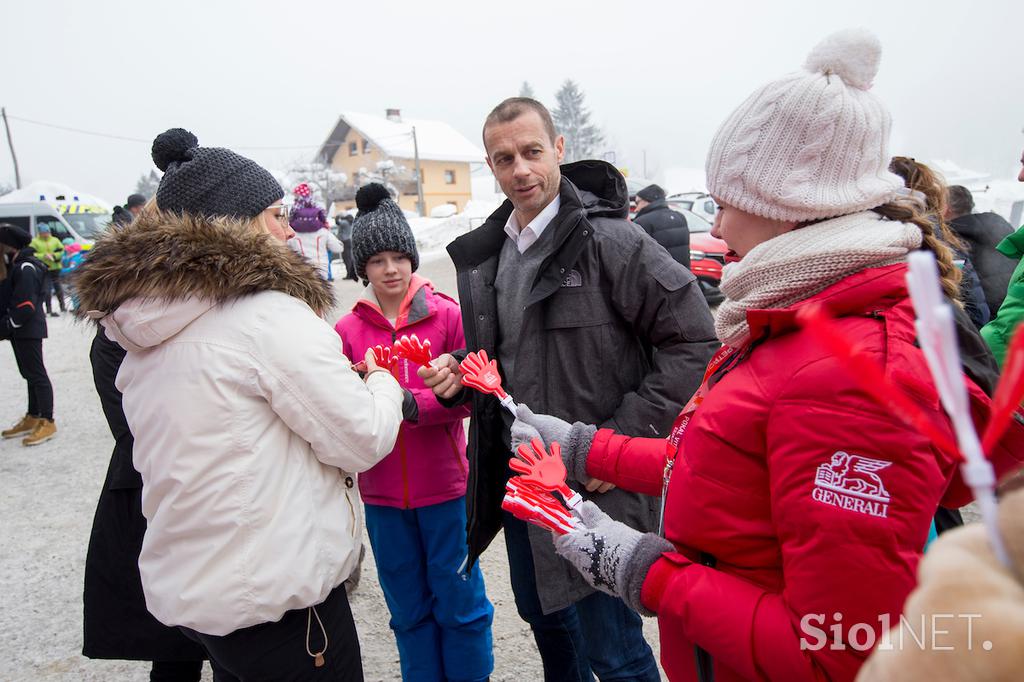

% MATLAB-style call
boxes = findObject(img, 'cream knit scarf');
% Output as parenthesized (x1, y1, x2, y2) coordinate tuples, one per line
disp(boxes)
(715, 211, 923, 348)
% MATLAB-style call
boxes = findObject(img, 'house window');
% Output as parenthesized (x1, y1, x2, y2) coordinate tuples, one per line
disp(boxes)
(349, 141, 358, 156)
(362, 140, 370, 154)
(444, 170, 456, 185)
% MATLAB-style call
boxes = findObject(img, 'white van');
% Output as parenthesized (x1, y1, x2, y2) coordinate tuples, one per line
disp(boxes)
(0, 201, 110, 245)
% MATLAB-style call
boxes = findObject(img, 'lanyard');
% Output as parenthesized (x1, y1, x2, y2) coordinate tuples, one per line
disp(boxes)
(658, 343, 742, 535)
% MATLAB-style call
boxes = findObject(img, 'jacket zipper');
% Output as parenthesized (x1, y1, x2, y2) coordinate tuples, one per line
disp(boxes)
(390, 330, 412, 509)
(398, 430, 411, 509)
(457, 267, 481, 545)
(447, 430, 466, 477)
(694, 552, 717, 682)
(344, 488, 358, 538)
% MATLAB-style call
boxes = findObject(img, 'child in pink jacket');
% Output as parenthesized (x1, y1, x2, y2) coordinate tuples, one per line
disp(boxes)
(334, 184, 493, 682)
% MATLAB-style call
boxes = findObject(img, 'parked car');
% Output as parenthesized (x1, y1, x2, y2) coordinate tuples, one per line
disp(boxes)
(665, 204, 728, 306)
(667, 191, 717, 224)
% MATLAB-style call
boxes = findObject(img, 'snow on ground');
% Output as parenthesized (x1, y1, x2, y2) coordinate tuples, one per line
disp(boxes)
(410, 199, 502, 258)
(0, 253, 662, 681)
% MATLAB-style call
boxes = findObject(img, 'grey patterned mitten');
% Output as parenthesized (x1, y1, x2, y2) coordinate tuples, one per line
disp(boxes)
(512, 404, 597, 484)
(554, 501, 673, 616)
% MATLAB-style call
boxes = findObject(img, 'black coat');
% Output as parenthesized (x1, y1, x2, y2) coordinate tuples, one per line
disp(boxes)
(949, 212, 1016, 314)
(82, 327, 206, 662)
(0, 248, 47, 339)
(958, 250, 991, 329)
(444, 161, 718, 610)
(633, 200, 691, 269)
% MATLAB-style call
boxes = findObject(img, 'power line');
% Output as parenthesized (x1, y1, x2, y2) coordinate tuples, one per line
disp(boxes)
(8, 114, 149, 143)
(5, 114, 324, 151)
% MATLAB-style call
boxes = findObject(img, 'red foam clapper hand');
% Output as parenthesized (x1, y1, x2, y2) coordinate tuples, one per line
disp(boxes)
(510, 438, 583, 509)
(460, 350, 517, 414)
(371, 344, 397, 372)
(393, 334, 433, 367)
(503, 478, 577, 535)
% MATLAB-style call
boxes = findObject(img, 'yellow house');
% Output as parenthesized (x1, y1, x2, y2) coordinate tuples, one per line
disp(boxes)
(318, 109, 483, 215)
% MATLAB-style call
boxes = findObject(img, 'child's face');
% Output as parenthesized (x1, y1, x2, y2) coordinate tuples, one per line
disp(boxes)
(365, 251, 412, 300)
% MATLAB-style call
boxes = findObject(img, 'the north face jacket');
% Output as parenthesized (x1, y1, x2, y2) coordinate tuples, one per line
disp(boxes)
(73, 211, 403, 636)
(335, 275, 471, 509)
(586, 264, 1024, 682)
(444, 160, 718, 612)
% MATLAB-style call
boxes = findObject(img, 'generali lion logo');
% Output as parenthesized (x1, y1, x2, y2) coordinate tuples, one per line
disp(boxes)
(811, 451, 892, 518)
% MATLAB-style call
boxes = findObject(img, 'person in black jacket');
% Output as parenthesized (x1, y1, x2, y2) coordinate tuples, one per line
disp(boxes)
(632, 183, 691, 269)
(334, 214, 358, 281)
(419, 98, 718, 682)
(82, 327, 208, 681)
(946, 185, 1017, 315)
(0, 224, 57, 446)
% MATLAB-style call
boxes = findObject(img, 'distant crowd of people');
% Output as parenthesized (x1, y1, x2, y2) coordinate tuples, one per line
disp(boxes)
(2, 26, 1024, 682)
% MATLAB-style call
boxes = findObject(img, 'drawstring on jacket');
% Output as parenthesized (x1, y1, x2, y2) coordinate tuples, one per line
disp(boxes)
(305, 605, 328, 668)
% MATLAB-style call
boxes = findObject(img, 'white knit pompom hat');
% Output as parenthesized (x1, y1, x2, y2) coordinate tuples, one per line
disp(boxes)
(705, 28, 905, 223)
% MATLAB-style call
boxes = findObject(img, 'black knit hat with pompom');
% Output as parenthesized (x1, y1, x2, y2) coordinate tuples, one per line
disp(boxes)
(151, 128, 283, 219)
(351, 183, 419, 280)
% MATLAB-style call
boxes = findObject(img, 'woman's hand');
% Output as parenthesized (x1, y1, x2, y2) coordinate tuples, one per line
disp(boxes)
(554, 501, 672, 616)
(362, 347, 384, 379)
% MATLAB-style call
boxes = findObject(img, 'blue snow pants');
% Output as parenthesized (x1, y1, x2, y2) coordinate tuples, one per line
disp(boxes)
(364, 496, 494, 682)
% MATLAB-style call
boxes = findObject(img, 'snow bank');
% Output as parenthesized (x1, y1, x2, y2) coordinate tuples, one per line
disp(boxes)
(410, 197, 502, 258)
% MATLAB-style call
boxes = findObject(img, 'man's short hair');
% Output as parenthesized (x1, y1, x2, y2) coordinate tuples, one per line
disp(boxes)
(482, 97, 557, 150)
(947, 185, 975, 217)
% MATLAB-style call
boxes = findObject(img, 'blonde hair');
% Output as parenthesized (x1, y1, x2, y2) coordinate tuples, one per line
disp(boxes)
(888, 156, 967, 253)
(872, 201, 962, 302)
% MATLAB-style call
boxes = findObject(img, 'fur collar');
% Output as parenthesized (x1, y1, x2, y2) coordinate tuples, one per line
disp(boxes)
(75, 211, 334, 316)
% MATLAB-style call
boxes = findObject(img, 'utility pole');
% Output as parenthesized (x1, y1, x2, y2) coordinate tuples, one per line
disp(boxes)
(2, 108, 22, 189)
(642, 150, 647, 179)
(412, 126, 425, 217)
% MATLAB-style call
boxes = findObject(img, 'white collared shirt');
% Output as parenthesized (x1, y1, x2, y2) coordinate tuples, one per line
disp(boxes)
(503, 195, 561, 254)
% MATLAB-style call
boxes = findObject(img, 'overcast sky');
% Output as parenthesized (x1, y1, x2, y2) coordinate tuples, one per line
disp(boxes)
(2, 0, 1022, 203)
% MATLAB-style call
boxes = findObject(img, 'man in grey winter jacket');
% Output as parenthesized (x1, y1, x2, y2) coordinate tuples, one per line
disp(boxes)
(420, 97, 717, 681)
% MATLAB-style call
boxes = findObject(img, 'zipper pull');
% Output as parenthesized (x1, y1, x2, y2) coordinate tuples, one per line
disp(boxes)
(657, 458, 675, 537)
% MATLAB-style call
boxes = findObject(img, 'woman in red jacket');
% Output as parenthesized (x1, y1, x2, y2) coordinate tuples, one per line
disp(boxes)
(512, 29, 1024, 682)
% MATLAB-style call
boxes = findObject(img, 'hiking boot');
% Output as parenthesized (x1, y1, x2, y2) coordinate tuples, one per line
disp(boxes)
(22, 419, 57, 446)
(3, 415, 40, 439)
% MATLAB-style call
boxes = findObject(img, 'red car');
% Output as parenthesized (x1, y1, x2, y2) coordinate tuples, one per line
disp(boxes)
(665, 202, 730, 306)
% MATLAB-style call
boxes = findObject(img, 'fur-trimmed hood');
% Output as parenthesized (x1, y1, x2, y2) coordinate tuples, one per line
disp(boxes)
(74, 211, 334, 351)
(75, 210, 334, 316)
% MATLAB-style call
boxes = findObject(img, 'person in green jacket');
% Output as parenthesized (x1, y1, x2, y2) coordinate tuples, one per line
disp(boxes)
(29, 225, 66, 316)
(980, 148, 1024, 366)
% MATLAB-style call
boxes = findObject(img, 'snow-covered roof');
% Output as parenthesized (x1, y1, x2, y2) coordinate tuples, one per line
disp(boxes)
(318, 111, 484, 165)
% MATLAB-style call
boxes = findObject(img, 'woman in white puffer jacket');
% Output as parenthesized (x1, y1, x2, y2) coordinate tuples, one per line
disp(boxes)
(75, 128, 402, 681)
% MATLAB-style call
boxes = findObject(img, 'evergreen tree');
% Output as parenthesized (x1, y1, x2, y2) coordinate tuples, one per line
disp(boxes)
(519, 81, 536, 99)
(552, 79, 604, 162)
(134, 170, 160, 199)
